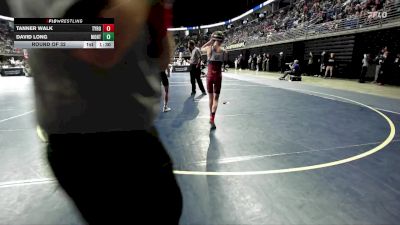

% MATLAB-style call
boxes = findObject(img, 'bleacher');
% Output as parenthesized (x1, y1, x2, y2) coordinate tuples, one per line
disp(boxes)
(0, 18, 21, 56)
(172, 0, 400, 51)
(170, 0, 399, 81)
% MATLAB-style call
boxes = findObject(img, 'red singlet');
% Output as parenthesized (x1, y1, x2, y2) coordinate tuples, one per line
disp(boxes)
(207, 62, 222, 94)
(207, 46, 224, 94)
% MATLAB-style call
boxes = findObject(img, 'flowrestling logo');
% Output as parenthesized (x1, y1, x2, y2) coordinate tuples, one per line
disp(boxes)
(47, 19, 83, 24)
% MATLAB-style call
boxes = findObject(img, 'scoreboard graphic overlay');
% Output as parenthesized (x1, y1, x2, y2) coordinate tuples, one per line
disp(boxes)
(13, 18, 114, 49)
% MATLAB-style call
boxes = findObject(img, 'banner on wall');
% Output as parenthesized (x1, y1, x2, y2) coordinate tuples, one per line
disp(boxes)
(0, 68, 24, 76)
(172, 65, 190, 72)
(226, 42, 246, 50)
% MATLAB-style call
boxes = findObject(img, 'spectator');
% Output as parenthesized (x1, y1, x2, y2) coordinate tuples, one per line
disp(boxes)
(238, 54, 243, 70)
(265, 53, 271, 71)
(252, 54, 257, 70)
(173, 0, 382, 51)
(334, 0, 343, 16)
(234, 57, 238, 70)
(394, 53, 400, 84)
(377, 50, 389, 85)
(325, 53, 336, 78)
(278, 52, 285, 73)
(248, 56, 252, 70)
(306, 51, 314, 76)
(279, 60, 301, 80)
(257, 54, 262, 71)
(262, 53, 267, 71)
(359, 53, 370, 83)
(374, 47, 386, 83)
(319, 51, 327, 76)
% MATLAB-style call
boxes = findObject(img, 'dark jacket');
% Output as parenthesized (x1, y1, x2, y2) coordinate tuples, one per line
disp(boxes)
(279, 55, 285, 67)
(375, 54, 385, 66)
(326, 57, 335, 67)
(321, 54, 329, 65)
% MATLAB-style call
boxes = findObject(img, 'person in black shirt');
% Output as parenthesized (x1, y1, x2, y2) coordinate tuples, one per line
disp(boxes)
(188, 40, 206, 95)
(265, 53, 270, 71)
(324, 53, 335, 78)
(252, 54, 257, 70)
(394, 53, 400, 85)
(374, 47, 387, 83)
(377, 51, 389, 85)
(262, 53, 267, 71)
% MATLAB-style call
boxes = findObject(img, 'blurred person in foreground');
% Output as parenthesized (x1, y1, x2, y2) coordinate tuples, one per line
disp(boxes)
(6, 0, 182, 224)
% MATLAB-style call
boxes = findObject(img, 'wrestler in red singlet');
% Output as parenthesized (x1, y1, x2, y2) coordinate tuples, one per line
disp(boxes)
(201, 31, 227, 129)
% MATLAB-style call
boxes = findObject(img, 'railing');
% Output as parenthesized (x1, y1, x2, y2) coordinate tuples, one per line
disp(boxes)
(227, 1, 400, 50)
